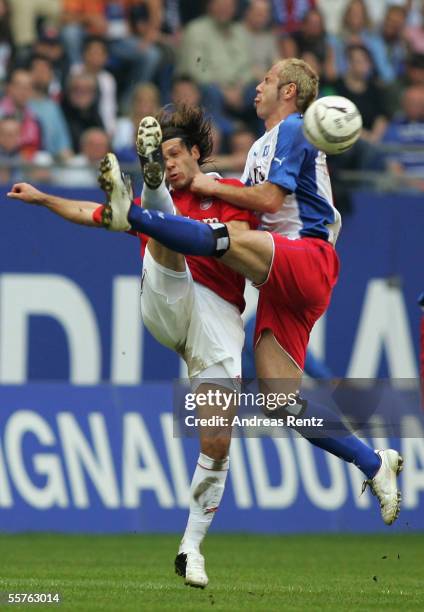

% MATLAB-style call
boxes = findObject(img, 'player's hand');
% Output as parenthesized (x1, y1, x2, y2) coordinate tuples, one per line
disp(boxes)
(7, 183, 44, 205)
(190, 173, 218, 197)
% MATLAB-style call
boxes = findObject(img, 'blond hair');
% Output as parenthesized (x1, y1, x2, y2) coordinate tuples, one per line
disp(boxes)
(275, 58, 319, 113)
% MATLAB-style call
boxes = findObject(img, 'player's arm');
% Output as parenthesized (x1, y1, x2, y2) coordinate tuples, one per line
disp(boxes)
(191, 175, 286, 214)
(7, 183, 101, 227)
(191, 122, 303, 214)
(226, 220, 250, 232)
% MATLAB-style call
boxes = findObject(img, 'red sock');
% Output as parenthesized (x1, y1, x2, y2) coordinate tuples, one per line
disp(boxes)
(92, 205, 105, 225)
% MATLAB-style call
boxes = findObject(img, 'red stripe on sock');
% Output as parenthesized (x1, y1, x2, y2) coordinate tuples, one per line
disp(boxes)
(92, 205, 105, 225)
(197, 462, 229, 472)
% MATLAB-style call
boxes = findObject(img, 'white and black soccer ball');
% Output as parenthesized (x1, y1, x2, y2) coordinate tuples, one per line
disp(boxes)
(303, 96, 363, 155)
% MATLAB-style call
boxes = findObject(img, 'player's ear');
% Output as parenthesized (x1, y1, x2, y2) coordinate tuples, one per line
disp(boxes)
(284, 82, 297, 100)
(191, 145, 200, 161)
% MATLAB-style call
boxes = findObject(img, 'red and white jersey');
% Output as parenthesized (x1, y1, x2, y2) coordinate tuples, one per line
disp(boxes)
(133, 178, 258, 312)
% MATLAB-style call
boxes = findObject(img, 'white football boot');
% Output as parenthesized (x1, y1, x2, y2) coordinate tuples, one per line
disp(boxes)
(98, 152, 132, 231)
(136, 116, 164, 190)
(175, 551, 209, 588)
(362, 449, 403, 525)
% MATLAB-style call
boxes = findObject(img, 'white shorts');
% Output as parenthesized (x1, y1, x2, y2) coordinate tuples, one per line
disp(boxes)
(140, 247, 244, 383)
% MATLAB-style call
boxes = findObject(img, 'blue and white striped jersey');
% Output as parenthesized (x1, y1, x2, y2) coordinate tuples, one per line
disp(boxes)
(241, 113, 341, 244)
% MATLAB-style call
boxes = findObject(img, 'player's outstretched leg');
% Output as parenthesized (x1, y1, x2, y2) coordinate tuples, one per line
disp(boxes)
(137, 117, 174, 214)
(99, 152, 229, 254)
(256, 332, 403, 525)
(98, 153, 132, 231)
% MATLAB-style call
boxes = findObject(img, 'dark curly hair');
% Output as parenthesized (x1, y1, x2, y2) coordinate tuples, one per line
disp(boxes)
(156, 105, 214, 166)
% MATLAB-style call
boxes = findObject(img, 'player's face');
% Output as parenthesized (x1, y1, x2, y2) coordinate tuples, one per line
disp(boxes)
(254, 65, 282, 119)
(162, 138, 200, 190)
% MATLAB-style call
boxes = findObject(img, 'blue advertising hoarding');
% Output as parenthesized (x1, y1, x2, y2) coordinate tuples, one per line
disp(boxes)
(0, 187, 422, 532)
(1, 384, 423, 533)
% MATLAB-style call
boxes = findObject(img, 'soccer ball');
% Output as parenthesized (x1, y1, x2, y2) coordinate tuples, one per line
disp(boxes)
(303, 96, 363, 155)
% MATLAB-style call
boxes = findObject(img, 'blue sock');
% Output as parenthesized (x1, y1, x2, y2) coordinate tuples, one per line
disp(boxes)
(128, 204, 228, 256)
(294, 400, 381, 479)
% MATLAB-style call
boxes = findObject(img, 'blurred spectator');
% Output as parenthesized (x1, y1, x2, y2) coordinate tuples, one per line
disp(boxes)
(177, 0, 255, 132)
(0, 115, 23, 182)
(33, 31, 69, 89)
(281, 8, 337, 82)
(316, 0, 350, 34)
(382, 5, 408, 79)
(30, 52, 62, 100)
(173, 76, 234, 140)
(405, 0, 424, 53)
(61, 0, 162, 102)
(126, 0, 171, 101)
(0, 0, 13, 84)
(335, 45, 389, 143)
(382, 84, 424, 189)
(113, 82, 160, 161)
(317, 0, 410, 35)
(385, 52, 424, 115)
(0, 68, 42, 158)
(61, 0, 109, 65)
(364, 0, 410, 30)
(71, 36, 117, 136)
(128, 0, 166, 46)
(241, 0, 278, 81)
(29, 55, 73, 160)
(170, 75, 231, 144)
(271, 0, 316, 34)
(177, 0, 253, 90)
(404, 52, 424, 85)
(331, 0, 396, 83)
(0, 114, 51, 183)
(171, 75, 202, 107)
(107, 1, 162, 107)
(207, 125, 256, 176)
(52, 127, 110, 187)
(170, 76, 236, 150)
(406, 0, 423, 26)
(8, 0, 61, 61)
(61, 72, 104, 152)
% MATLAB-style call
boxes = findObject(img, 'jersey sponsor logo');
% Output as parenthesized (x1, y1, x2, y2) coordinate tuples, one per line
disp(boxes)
(200, 198, 213, 210)
(184, 215, 219, 224)
(274, 156, 286, 166)
(202, 217, 219, 224)
(253, 167, 266, 184)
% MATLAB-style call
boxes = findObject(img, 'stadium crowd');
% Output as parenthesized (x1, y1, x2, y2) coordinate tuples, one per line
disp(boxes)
(0, 0, 423, 189)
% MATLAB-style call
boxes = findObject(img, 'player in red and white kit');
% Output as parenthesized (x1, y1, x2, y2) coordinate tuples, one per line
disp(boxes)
(7, 106, 257, 589)
(126, 110, 257, 588)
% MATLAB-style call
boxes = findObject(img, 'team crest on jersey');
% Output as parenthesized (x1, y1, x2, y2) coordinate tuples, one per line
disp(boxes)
(200, 198, 213, 210)
(263, 145, 270, 157)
